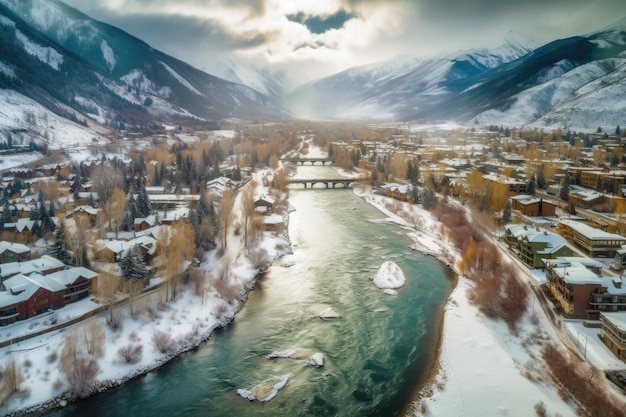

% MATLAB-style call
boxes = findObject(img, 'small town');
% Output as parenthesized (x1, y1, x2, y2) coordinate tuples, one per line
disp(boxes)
(1, 2, 626, 415)
(0, 122, 625, 414)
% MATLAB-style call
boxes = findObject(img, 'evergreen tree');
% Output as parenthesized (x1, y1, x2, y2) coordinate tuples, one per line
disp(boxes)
(1, 199, 11, 228)
(560, 173, 571, 201)
(526, 174, 536, 195)
(72, 171, 81, 200)
(136, 185, 152, 217)
(371, 169, 379, 186)
(87, 193, 97, 208)
(616, 125, 621, 136)
(410, 184, 420, 203)
(605, 179, 616, 195)
(421, 187, 436, 210)
(49, 223, 71, 264)
(501, 200, 512, 224)
(120, 245, 148, 281)
(536, 168, 546, 189)
(596, 176, 603, 192)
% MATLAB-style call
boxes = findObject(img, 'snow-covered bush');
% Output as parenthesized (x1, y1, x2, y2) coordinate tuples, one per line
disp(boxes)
(152, 330, 176, 353)
(65, 358, 100, 396)
(117, 344, 143, 364)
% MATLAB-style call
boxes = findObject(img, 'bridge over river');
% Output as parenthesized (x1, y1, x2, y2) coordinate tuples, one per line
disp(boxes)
(287, 178, 354, 188)
(281, 157, 334, 165)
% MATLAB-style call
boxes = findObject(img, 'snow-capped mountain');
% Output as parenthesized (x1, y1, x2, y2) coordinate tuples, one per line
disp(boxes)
(0, 0, 286, 146)
(284, 31, 541, 120)
(469, 20, 626, 130)
(284, 21, 626, 131)
(213, 60, 293, 103)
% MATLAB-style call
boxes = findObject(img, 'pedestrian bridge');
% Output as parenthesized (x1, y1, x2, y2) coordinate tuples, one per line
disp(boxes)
(287, 178, 353, 188)
(281, 157, 334, 165)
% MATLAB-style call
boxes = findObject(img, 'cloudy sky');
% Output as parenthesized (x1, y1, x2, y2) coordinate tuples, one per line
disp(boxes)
(63, 0, 624, 87)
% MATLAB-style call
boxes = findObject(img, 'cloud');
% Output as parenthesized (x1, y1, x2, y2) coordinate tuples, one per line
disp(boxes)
(287, 10, 358, 34)
(63, 0, 626, 85)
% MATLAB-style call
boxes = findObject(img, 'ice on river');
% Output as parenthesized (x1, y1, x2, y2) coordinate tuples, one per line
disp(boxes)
(237, 374, 291, 402)
(306, 303, 340, 319)
(373, 261, 406, 290)
(266, 349, 325, 367)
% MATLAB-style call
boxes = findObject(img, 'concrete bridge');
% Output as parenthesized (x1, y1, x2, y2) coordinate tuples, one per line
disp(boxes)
(287, 178, 353, 189)
(281, 157, 334, 166)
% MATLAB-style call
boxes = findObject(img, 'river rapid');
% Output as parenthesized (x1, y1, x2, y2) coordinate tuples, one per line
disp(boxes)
(50, 167, 454, 417)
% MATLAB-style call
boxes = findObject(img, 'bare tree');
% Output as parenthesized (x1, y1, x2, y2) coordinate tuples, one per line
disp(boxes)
(95, 270, 120, 326)
(216, 189, 234, 251)
(83, 320, 106, 357)
(60, 328, 83, 373)
(68, 216, 91, 266)
(122, 278, 144, 317)
(110, 187, 127, 238)
(157, 222, 194, 302)
(0, 356, 26, 405)
(240, 180, 258, 248)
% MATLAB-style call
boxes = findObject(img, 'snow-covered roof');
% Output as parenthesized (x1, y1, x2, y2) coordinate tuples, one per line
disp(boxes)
(45, 267, 98, 287)
(544, 257, 604, 269)
(380, 183, 409, 194)
(551, 265, 602, 285)
(601, 311, 626, 332)
(569, 189, 606, 202)
(254, 194, 275, 205)
(67, 205, 99, 216)
(0, 255, 65, 278)
(559, 219, 626, 241)
(505, 224, 569, 249)
(510, 194, 542, 205)
(0, 241, 30, 255)
(134, 215, 157, 226)
(483, 173, 525, 185)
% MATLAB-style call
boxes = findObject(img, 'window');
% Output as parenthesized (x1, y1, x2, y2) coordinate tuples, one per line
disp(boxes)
(0, 307, 17, 317)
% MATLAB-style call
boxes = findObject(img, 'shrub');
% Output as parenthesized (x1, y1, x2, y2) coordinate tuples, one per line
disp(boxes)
(213, 280, 242, 304)
(0, 357, 25, 405)
(46, 351, 58, 364)
(534, 401, 547, 417)
(152, 330, 176, 353)
(117, 344, 143, 364)
(65, 358, 100, 396)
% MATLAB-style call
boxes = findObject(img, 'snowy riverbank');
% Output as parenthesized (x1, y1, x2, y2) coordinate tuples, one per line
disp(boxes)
(351, 185, 579, 417)
(0, 223, 291, 416)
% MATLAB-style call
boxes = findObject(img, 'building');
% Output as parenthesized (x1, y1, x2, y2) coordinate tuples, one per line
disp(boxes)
(0, 265, 98, 325)
(600, 312, 626, 362)
(568, 189, 608, 210)
(510, 195, 557, 217)
(483, 174, 529, 195)
(0, 241, 30, 263)
(557, 219, 626, 258)
(254, 194, 275, 213)
(504, 224, 574, 268)
(546, 260, 626, 319)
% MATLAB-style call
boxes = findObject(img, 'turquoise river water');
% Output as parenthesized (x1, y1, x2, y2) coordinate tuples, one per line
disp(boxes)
(50, 169, 454, 417)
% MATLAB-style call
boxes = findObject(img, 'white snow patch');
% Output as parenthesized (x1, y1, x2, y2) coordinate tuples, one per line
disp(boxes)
(15, 30, 64, 70)
(0, 15, 16, 28)
(0, 60, 16, 79)
(100, 40, 116, 72)
(237, 374, 291, 402)
(372, 260, 406, 289)
(159, 61, 201, 95)
(309, 352, 324, 367)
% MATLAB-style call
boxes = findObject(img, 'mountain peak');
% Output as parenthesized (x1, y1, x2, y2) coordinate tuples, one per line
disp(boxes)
(503, 30, 543, 51)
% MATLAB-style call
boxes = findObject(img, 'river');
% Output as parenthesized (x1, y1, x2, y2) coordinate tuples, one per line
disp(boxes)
(50, 167, 454, 417)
